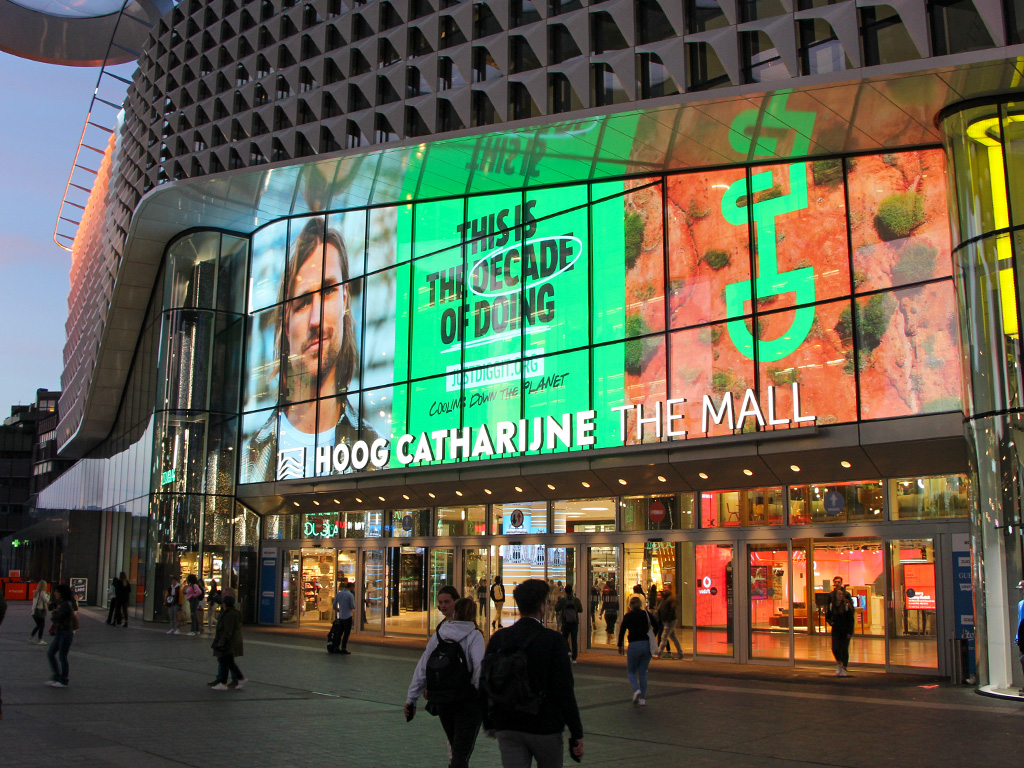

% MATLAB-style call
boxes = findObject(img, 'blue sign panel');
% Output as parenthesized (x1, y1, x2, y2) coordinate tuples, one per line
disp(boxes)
(951, 533, 976, 678)
(823, 491, 845, 516)
(259, 548, 278, 624)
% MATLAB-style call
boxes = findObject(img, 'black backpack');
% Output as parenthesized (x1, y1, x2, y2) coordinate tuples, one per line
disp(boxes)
(561, 600, 578, 625)
(425, 636, 474, 704)
(480, 632, 542, 716)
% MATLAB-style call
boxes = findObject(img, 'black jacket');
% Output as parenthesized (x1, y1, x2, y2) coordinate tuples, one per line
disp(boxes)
(481, 618, 583, 739)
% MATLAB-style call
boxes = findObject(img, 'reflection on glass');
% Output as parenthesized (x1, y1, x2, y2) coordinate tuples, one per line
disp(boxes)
(620, 493, 694, 531)
(701, 487, 783, 527)
(361, 549, 385, 632)
(437, 505, 487, 535)
(589, 545, 619, 648)
(552, 497, 615, 533)
(890, 475, 969, 520)
(749, 544, 791, 660)
(889, 539, 937, 668)
(789, 480, 882, 524)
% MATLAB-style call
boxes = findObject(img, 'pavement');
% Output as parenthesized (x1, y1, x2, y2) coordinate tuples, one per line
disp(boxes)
(1, 601, 1022, 767)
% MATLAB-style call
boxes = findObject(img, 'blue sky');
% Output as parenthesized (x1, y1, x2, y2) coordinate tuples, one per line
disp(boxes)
(0, 55, 99, 411)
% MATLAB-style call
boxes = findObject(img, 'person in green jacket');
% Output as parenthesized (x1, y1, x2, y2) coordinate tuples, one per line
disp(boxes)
(208, 595, 246, 691)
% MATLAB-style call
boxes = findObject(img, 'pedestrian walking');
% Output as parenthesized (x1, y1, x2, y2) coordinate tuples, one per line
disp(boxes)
(476, 578, 488, 618)
(480, 578, 584, 767)
(490, 575, 506, 630)
(105, 578, 119, 624)
(208, 594, 246, 690)
(45, 583, 77, 688)
(826, 576, 854, 676)
(330, 580, 356, 654)
(405, 598, 485, 768)
(206, 580, 222, 632)
(114, 572, 131, 627)
(655, 587, 682, 659)
(553, 585, 583, 663)
(164, 577, 183, 634)
(30, 579, 49, 644)
(631, 584, 647, 608)
(184, 574, 204, 635)
(647, 583, 659, 611)
(617, 595, 661, 706)
(600, 581, 620, 637)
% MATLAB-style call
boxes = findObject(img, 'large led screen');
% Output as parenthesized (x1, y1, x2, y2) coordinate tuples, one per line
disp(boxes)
(238, 148, 961, 484)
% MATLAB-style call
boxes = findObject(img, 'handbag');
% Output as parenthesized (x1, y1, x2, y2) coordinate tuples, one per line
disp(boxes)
(645, 611, 658, 648)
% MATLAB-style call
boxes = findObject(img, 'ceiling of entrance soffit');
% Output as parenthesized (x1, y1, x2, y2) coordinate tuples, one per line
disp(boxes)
(66, 54, 1024, 458)
(0, 0, 173, 66)
(234, 413, 969, 516)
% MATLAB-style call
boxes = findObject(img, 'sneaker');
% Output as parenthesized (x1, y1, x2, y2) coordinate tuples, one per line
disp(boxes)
(639, 699, 646, 706)
(187, 632, 197, 636)
(38, 640, 48, 645)
(47, 681, 68, 688)
(632, 689, 641, 706)
(571, 659, 577, 664)
(231, 679, 247, 690)
(166, 629, 175, 634)
(839, 667, 848, 677)
(210, 683, 229, 691)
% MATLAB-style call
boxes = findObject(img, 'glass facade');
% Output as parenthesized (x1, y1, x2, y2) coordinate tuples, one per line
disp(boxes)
(238, 147, 961, 486)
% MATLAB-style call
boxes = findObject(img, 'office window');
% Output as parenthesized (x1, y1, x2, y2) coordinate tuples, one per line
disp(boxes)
(799, 18, 849, 75)
(439, 57, 467, 90)
(471, 91, 498, 126)
(510, 0, 541, 26)
(375, 114, 398, 142)
(861, 6, 920, 66)
(687, 0, 728, 33)
(591, 11, 628, 53)
(686, 42, 731, 91)
(638, 52, 679, 99)
(928, 0, 994, 55)
(474, 3, 503, 37)
(509, 81, 541, 119)
(440, 15, 468, 48)
(593, 63, 628, 107)
(473, 48, 501, 82)
(549, 24, 582, 64)
(549, 0, 582, 14)
(739, 0, 786, 22)
(742, 31, 792, 83)
(437, 99, 465, 131)
(511, 36, 541, 73)
(409, 27, 434, 57)
(637, 0, 674, 43)
(549, 71, 582, 112)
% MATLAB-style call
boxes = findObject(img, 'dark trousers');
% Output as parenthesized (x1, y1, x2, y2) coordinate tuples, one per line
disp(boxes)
(561, 622, 579, 660)
(604, 611, 618, 635)
(31, 612, 45, 639)
(47, 629, 74, 684)
(338, 616, 353, 649)
(114, 598, 127, 625)
(106, 599, 117, 623)
(437, 697, 482, 768)
(831, 631, 851, 667)
(216, 655, 244, 684)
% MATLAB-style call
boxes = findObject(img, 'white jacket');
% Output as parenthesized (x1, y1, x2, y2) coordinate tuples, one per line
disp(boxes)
(406, 620, 485, 703)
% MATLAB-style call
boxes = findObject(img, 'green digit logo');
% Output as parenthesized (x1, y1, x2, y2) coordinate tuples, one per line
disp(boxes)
(722, 92, 817, 362)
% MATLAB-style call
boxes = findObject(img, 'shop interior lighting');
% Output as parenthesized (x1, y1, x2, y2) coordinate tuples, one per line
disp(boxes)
(293, 501, 300, 507)
(743, 469, 754, 476)
(402, 494, 410, 500)
(657, 475, 667, 482)
(333, 499, 340, 504)
(698, 472, 709, 480)
(313, 500, 320, 505)
(484, 488, 492, 495)
(355, 497, 363, 503)
(456, 490, 464, 496)
(618, 478, 627, 485)
(547, 484, 555, 490)
(581, 481, 591, 488)
(514, 486, 523, 492)
(840, 460, 852, 468)
(790, 465, 801, 472)
(377, 496, 385, 502)
(428, 492, 436, 499)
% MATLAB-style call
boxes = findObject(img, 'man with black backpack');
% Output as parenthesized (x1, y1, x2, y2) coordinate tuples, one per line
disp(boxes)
(405, 598, 485, 768)
(553, 585, 584, 663)
(480, 579, 584, 767)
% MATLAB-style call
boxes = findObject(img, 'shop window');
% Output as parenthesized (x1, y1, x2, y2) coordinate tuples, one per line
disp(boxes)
(620, 493, 695, 531)
(701, 487, 783, 527)
(492, 500, 548, 534)
(928, 0, 993, 55)
(890, 474, 969, 519)
(437, 505, 487, 535)
(390, 508, 431, 537)
(552, 498, 616, 533)
(788, 480, 883, 524)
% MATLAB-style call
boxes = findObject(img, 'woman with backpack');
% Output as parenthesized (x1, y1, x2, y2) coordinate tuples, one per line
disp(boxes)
(617, 595, 662, 706)
(554, 585, 584, 662)
(405, 598, 484, 768)
(490, 575, 505, 629)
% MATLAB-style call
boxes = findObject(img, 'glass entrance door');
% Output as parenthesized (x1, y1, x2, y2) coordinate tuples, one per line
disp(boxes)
(281, 550, 300, 624)
(889, 538, 938, 669)
(462, 546, 490, 635)
(387, 546, 429, 636)
(361, 549, 385, 632)
(299, 547, 336, 628)
(588, 546, 620, 648)
(695, 543, 734, 657)
(749, 543, 791, 660)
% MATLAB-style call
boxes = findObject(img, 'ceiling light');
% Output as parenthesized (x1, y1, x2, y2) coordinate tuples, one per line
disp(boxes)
(313, 500, 320, 505)
(355, 497, 363, 503)
(484, 488, 492, 495)
(514, 486, 523, 493)
(698, 472, 709, 480)
(293, 501, 300, 507)
(617, 478, 627, 485)
(402, 494, 410, 500)
(657, 475, 667, 483)
(840, 460, 852, 468)
(456, 490, 464, 497)
(378, 496, 385, 502)
(790, 465, 800, 472)
(547, 484, 555, 490)
(333, 499, 340, 504)
(581, 481, 591, 488)
(428, 492, 436, 499)
(743, 469, 753, 476)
